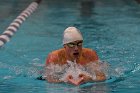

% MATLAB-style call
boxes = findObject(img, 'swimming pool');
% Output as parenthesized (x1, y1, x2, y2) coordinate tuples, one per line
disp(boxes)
(0, 0, 140, 93)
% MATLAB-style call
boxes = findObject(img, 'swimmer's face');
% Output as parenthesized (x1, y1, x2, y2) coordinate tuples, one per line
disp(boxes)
(64, 40, 83, 61)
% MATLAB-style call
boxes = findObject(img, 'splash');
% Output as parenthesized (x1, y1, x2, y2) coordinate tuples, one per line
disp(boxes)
(131, 63, 140, 73)
(44, 60, 110, 82)
(0, 61, 42, 80)
(110, 61, 140, 78)
(60, 60, 93, 82)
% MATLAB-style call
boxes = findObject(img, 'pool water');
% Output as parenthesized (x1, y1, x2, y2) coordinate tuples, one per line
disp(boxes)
(0, 0, 140, 93)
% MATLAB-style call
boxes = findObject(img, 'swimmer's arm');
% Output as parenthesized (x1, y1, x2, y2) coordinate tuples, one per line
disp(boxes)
(45, 53, 62, 83)
(45, 76, 63, 83)
(90, 61, 107, 82)
(94, 70, 106, 81)
(79, 71, 106, 83)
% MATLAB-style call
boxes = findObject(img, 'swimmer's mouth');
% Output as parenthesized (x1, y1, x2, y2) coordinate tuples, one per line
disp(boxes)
(73, 52, 79, 56)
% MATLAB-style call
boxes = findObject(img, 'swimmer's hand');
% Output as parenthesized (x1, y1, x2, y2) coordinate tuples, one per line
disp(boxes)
(66, 74, 93, 86)
(66, 75, 84, 86)
(78, 74, 93, 84)
(79, 72, 106, 83)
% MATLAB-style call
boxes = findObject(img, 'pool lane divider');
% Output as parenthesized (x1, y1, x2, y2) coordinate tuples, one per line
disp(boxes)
(0, 0, 42, 47)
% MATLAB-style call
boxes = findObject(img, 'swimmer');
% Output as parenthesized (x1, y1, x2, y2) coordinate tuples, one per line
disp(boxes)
(45, 27, 106, 85)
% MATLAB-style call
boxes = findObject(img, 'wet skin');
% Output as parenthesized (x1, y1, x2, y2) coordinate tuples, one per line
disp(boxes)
(64, 41, 94, 85)
(64, 40, 83, 62)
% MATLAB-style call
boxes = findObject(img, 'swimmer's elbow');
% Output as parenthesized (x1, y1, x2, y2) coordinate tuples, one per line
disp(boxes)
(46, 77, 62, 83)
(97, 75, 106, 81)
(46, 78, 54, 83)
(96, 73, 106, 81)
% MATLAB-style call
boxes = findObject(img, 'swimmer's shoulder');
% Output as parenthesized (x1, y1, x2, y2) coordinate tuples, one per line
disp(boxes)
(46, 48, 66, 65)
(82, 48, 99, 61)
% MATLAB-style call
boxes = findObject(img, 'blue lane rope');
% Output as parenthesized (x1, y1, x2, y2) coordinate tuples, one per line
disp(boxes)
(0, 0, 42, 47)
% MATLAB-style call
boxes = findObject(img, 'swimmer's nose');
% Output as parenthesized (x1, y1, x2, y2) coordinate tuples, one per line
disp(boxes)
(74, 45, 78, 50)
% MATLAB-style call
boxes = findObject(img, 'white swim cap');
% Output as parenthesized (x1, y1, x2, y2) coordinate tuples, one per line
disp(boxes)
(63, 27, 83, 44)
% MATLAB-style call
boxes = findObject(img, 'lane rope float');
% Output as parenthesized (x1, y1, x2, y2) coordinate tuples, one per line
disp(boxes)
(0, 0, 42, 47)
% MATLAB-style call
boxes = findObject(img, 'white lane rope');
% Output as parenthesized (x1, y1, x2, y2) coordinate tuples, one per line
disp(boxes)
(0, 0, 42, 47)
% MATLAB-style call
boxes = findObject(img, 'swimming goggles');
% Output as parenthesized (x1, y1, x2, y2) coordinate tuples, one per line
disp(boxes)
(67, 42, 83, 48)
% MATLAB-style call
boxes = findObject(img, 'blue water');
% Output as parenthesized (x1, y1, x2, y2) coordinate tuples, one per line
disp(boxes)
(0, 0, 140, 93)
